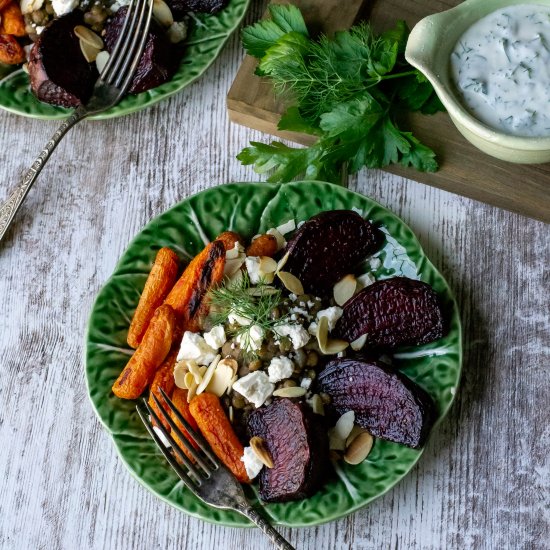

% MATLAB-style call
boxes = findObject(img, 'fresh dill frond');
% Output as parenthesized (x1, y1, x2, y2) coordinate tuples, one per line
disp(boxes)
(208, 272, 289, 355)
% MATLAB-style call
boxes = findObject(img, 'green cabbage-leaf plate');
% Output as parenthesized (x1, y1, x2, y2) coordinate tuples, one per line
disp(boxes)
(0, 0, 249, 120)
(85, 181, 462, 527)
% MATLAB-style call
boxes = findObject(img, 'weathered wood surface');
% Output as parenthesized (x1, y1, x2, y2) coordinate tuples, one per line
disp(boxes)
(227, 0, 550, 223)
(0, 2, 549, 549)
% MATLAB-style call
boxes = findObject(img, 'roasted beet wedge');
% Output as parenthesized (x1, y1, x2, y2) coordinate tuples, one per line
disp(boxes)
(317, 358, 435, 448)
(283, 210, 383, 296)
(247, 398, 330, 502)
(104, 7, 179, 94)
(167, 0, 228, 18)
(335, 277, 444, 348)
(28, 11, 98, 107)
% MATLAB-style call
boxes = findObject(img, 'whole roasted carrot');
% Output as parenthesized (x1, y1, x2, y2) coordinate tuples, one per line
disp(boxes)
(164, 240, 225, 332)
(189, 392, 250, 483)
(127, 247, 179, 349)
(148, 349, 178, 431)
(170, 387, 200, 462)
(113, 304, 176, 399)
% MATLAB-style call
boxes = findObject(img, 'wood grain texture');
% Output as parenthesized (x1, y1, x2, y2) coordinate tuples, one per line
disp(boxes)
(0, 1, 549, 549)
(227, 0, 550, 223)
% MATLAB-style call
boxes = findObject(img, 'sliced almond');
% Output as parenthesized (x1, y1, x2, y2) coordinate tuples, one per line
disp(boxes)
(259, 256, 278, 274)
(183, 371, 196, 390)
(316, 316, 349, 355)
(205, 362, 234, 397)
(277, 271, 304, 295)
(95, 50, 109, 74)
(276, 219, 296, 235)
(224, 255, 246, 277)
(187, 361, 203, 384)
(346, 425, 366, 447)
(328, 410, 355, 451)
(276, 251, 289, 273)
(351, 334, 367, 351)
(246, 285, 279, 297)
(266, 227, 286, 250)
(228, 267, 245, 285)
(344, 431, 374, 465)
(74, 25, 104, 49)
(218, 357, 238, 374)
(186, 377, 198, 403)
(307, 393, 325, 416)
(250, 436, 274, 468)
(333, 274, 357, 306)
(79, 39, 100, 62)
(152, 0, 173, 27)
(196, 355, 221, 395)
(173, 361, 188, 389)
(272, 386, 306, 398)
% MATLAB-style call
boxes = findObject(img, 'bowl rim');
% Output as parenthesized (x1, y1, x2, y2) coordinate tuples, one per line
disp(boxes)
(405, 0, 550, 151)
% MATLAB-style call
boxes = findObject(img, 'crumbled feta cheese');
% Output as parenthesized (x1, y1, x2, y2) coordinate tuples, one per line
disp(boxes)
(228, 309, 251, 326)
(289, 293, 298, 302)
(308, 322, 318, 336)
(245, 256, 262, 284)
(307, 301, 314, 308)
(177, 332, 217, 365)
(167, 20, 188, 44)
(203, 325, 226, 349)
(317, 306, 343, 332)
(300, 377, 312, 390)
(236, 324, 265, 352)
(51, 0, 78, 16)
(35, 25, 45, 34)
(274, 323, 310, 349)
(241, 446, 264, 479)
(268, 356, 294, 383)
(232, 371, 274, 408)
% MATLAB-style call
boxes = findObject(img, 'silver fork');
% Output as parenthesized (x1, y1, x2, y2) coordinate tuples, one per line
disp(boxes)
(0, 0, 153, 243)
(137, 388, 295, 550)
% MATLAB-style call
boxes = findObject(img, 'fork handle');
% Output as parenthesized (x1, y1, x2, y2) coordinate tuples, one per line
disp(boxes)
(0, 106, 87, 243)
(239, 506, 295, 550)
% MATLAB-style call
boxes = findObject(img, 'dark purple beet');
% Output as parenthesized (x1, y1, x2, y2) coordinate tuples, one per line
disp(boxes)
(317, 358, 435, 449)
(104, 7, 179, 94)
(283, 210, 383, 296)
(335, 277, 444, 348)
(167, 0, 228, 18)
(28, 11, 98, 107)
(247, 398, 330, 502)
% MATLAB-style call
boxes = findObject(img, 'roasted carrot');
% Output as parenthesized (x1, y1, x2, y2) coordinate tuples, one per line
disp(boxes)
(246, 234, 278, 257)
(148, 348, 178, 430)
(170, 387, 200, 462)
(189, 392, 250, 483)
(215, 231, 243, 251)
(0, 3, 26, 36)
(0, 0, 11, 10)
(0, 34, 25, 64)
(127, 247, 179, 348)
(164, 240, 225, 332)
(113, 304, 176, 399)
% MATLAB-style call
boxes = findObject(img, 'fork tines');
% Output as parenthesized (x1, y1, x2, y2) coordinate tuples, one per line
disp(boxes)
(137, 388, 220, 488)
(100, 0, 154, 94)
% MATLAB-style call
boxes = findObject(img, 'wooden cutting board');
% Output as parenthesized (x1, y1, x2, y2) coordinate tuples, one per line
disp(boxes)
(227, 0, 550, 223)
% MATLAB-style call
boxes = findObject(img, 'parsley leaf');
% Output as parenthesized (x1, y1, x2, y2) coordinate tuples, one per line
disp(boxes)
(238, 5, 444, 181)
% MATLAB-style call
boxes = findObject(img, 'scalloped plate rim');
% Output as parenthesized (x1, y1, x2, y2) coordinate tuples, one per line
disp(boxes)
(0, 0, 250, 120)
(84, 180, 463, 528)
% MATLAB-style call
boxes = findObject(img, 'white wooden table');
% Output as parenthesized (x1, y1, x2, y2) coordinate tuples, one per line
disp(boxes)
(1, 4, 549, 548)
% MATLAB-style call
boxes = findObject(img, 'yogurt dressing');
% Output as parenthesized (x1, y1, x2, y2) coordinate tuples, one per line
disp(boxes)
(450, 4, 550, 137)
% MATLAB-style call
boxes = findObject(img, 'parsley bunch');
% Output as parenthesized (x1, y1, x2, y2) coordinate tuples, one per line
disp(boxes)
(237, 4, 444, 182)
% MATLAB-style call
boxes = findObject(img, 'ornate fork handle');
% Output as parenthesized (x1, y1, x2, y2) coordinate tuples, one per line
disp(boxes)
(238, 504, 295, 550)
(0, 106, 87, 242)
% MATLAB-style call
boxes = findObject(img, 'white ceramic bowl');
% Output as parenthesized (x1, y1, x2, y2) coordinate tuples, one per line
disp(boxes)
(405, 0, 550, 164)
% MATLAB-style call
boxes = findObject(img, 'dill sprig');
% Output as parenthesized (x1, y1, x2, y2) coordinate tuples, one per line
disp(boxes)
(208, 272, 289, 354)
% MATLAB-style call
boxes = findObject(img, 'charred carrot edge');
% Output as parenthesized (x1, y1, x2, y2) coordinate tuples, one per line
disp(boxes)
(0, 34, 25, 64)
(113, 304, 176, 400)
(127, 247, 179, 349)
(164, 240, 225, 332)
(170, 387, 200, 463)
(148, 348, 178, 431)
(0, 3, 26, 36)
(215, 231, 243, 252)
(189, 392, 250, 483)
(246, 234, 278, 257)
